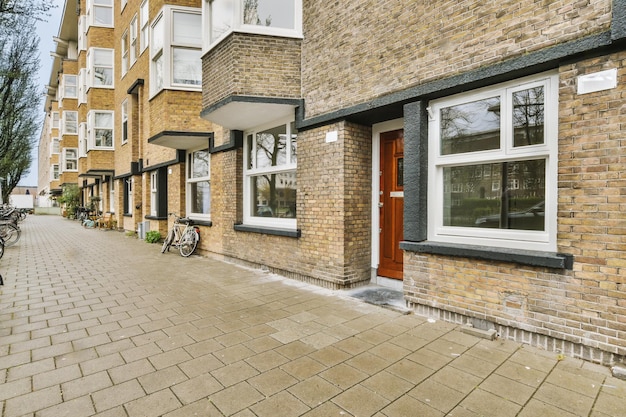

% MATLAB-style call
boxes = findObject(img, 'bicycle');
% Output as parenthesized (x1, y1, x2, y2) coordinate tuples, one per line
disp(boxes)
(160, 213, 200, 257)
(0, 220, 20, 247)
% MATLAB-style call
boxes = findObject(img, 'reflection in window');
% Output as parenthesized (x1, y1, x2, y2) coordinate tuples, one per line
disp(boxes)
(513, 86, 545, 147)
(243, 0, 295, 29)
(187, 149, 211, 218)
(443, 160, 545, 231)
(251, 174, 296, 218)
(173, 48, 201, 85)
(440, 97, 500, 155)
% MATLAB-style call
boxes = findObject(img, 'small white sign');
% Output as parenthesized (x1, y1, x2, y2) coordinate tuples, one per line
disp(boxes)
(325, 131, 338, 143)
(577, 68, 617, 95)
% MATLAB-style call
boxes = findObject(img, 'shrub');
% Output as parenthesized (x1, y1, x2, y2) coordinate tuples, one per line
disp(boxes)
(145, 230, 161, 243)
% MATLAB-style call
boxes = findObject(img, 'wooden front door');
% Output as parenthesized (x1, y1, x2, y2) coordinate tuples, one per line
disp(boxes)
(378, 129, 404, 280)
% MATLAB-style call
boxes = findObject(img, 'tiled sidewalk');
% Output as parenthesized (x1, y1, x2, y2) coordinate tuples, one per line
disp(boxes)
(0, 215, 624, 416)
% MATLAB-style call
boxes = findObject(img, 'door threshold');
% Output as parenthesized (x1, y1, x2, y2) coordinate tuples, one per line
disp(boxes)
(372, 275, 403, 291)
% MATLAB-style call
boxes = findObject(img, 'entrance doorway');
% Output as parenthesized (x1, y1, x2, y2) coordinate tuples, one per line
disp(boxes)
(378, 129, 404, 280)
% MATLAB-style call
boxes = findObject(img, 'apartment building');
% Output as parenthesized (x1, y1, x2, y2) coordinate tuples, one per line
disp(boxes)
(40, 0, 212, 234)
(38, 0, 626, 365)
(198, 0, 626, 365)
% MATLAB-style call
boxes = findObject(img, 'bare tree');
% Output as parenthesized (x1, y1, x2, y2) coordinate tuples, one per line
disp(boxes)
(0, 0, 54, 26)
(0, 15, 41, 202)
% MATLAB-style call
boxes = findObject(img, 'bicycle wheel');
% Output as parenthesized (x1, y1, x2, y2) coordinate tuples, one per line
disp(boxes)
(0, 223, 20, 247)
(161, 228, 174, 253)
(179, 228, 198, 257)
(0, 237, 4, 260)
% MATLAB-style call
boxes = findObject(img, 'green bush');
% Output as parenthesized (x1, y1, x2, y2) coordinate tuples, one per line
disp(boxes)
(145, 230, 161, 244)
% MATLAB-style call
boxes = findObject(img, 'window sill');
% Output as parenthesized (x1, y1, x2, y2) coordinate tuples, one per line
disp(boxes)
(190, 219, 212, 227)
(400, 241, 573, 270)
(234, 223, 300, 238)
(144, 215, 167, 221)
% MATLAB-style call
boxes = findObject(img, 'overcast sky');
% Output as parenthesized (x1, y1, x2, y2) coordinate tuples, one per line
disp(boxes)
(19, 0, 65, 187)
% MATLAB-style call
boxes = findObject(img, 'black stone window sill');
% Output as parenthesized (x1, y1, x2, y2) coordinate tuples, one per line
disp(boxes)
(144, 215, 167, 221)
(400, 241, 574, 270)
(190, 219, 213, 227)
(234, 223, 301, 238)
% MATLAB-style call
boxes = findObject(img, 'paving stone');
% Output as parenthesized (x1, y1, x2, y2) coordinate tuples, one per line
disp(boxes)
(124, 389, 182, 417)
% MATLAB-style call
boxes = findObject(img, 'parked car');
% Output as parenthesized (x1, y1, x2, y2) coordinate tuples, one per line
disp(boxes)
(474, 201, 544, 230)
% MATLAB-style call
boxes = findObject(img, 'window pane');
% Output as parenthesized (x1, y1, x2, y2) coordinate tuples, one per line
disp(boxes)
(191, 150, 209, 178)
(94, 6, 112, 25)
(154, 54, 164, 91)
(440, 97, 500, 155)
(172, 48, 201, 85)
(173, 12, 201, 45)
(95, 129, 113, 147)
(244, 0, 295, 29)
(443, 160, 545, 231)
(513, 86, 545, 147)
(94, 67, 113, 85)
(95, 112, 112, 128)
(190, 181, 211, 214)
(211, 0, 234, 42)
(290, 121, 297, 164)
(251, 172, 296, 218)
(255, 124, 287, 168)
(152, 16, 164, 52)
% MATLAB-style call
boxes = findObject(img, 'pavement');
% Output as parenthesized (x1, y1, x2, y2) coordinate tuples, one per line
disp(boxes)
(0, 214, 625, 417)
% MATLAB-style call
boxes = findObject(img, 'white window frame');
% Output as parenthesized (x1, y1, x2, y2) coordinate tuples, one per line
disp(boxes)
(62, 148, 78, 172)
(121, 30, 129, 77)
(130, 15, 138, 65)
(63, 74, 78, 99)
(79, 123, 87, 157)
(203, 0, 303, 53)
(109, 178, 115, 213)
(51, 164, 60, 180)
(121, 100, 129, 144)
(149, 6, 202, 97)
(78, 68, 87, 104)
(87, 0, 114, 28)
(150, 171, 158, 216)
(62, 111, 78, 135)
(140, 0, 149, 52)
(243, 117, 297, 229)
(125, 178, 133, 215)
(186, 147, 211, 221)
(88, 110, 115, 150)
(78, 15, 87, 51)
(427, 72, 558, 252)
(51, 112, 60, 130)
(87, 48, 114, 88)
(51, 137, 60, 155)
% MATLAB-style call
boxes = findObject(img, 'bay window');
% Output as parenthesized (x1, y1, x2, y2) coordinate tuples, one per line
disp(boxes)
(427, 73, 558, 252)
(150, 6, 202, 96)
(51, 164, 59, 180)
(63, 148, 78, 172)
(140, 0, 149, 52)
(187, 148, 211, 220)
(87, 48, 114, 88)
(63, 75, 77, 99)
(62, 111, 78, 135)
(244, 119, 297, 229)
(204, 0, 302, 50)
(88, 111, 114, 149)
(51, 112, 59, 130)
(79, 123, 87, 157)
(88, 0, 113, 27)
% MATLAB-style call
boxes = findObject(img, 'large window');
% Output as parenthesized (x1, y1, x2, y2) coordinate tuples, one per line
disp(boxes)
(428, 73, 558, 251)
(130, 16, 138, 65)
(244, 119, 297, 228)
(88, 111, 114, 149)
(187, 148, 211, 220)
(121, 31, 129, 76)
(51, 164, 60, 180)
(63, 75, 77, 99)
(204, 0, 302, 49)
(150, 171, 158, 216)
(140, 0, 149, 52)
(63, 148, 78, 172)
(150, 7, 202, 96)
(88, 48, 114, 88)
(62, 111, 78, 135)
(121, 100, 128, 144)
(88, 0, 113, 27)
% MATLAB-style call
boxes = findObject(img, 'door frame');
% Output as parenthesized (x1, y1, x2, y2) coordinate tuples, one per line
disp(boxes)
(371, 118, 404, 284)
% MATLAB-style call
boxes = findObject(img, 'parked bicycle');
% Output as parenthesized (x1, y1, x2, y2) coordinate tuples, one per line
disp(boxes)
(0, 205, 21, 247)
(0, 234, 4, 260)
(161, 213, 200, 257)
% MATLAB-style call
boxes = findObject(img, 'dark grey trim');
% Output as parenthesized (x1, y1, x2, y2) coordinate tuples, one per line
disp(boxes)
(403, 101, 428, 242)
(210, 130, 243, 153)
(144, 215, 167, 221)
(613, 0, 626, 41)
(127, 78, 144, 95)
(297, 32, 614, 131)
(190, 219, 213, 227)
(234, 223, 301, 238)
(400, 241, 574, 270)
(200, 95, 303, 120)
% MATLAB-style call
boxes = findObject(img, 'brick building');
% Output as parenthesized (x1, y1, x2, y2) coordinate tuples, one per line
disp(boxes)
(38, 0, 626, 365)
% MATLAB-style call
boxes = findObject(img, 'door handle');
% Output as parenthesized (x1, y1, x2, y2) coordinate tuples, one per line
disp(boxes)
(378, 202, 384, 208)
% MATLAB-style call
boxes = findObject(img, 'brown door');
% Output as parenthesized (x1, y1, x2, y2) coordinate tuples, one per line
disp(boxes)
(378, 129, 404, 280)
